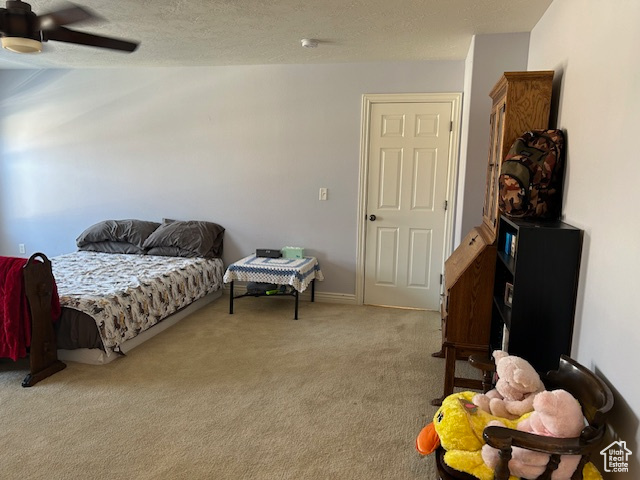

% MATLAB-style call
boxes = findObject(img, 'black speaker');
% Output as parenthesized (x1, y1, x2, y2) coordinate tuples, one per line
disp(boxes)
(256, 249, 281, 258)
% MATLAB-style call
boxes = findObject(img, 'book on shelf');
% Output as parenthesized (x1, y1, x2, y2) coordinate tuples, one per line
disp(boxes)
(504, 232, 512, 255)
(504, 282, 514, 307)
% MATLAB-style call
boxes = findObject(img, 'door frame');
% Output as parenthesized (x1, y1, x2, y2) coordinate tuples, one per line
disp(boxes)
(355, 92, 463, 306)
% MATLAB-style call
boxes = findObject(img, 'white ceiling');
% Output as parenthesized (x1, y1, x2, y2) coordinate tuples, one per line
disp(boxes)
(0, 0, 553, 69)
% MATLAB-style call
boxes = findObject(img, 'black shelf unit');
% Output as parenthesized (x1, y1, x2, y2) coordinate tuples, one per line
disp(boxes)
(490, 215, 583, 373)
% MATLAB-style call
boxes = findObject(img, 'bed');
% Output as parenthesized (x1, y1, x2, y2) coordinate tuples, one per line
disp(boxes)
(1, 219, 226, 379)
(53, 251, 224, 364)
(53, 218, 226, 365)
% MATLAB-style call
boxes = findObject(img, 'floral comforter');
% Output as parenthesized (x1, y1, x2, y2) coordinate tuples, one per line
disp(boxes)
(52, 251, 224, 353)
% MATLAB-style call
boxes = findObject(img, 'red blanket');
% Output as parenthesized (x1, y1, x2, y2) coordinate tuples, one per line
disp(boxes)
(0, 256, 61, 361)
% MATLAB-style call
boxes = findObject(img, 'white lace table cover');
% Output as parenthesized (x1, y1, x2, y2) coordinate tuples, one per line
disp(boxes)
(223, 255, 324, 293)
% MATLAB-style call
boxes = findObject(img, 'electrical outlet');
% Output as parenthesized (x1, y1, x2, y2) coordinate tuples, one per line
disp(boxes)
(19, 244, 25, 254)
(319, 187, 328, 201)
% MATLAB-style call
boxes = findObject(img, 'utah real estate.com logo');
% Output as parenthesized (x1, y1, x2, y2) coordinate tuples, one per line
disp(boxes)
(601, 440, 632, 473)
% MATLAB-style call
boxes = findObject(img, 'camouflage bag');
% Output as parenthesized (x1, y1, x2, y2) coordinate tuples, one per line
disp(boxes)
(499, 129, 565, 218)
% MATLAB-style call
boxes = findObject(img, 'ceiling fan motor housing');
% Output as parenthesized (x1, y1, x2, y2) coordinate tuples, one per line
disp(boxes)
(1, 0, 41, 40)
(6, 0, 32, 11)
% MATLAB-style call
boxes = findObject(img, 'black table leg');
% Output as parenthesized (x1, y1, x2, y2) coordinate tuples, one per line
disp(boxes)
(294, 289, 299, 320)
(229, 281, 234, 314)
(311, 279, 315, 302)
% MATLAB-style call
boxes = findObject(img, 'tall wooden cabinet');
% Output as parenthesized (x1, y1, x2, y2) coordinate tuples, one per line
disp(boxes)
(433, 71, 554, 404)
(482, 71, 554, 239)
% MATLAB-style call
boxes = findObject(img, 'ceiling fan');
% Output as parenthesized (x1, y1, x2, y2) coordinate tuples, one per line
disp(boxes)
(0, 0, 138, 54)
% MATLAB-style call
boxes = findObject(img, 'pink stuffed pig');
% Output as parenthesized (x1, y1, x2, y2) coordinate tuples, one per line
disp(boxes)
(482, 389, 586, 480)
(473, 350, 545, 420)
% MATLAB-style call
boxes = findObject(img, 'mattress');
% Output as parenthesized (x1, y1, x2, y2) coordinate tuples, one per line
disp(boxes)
(51, 251, 224, 356)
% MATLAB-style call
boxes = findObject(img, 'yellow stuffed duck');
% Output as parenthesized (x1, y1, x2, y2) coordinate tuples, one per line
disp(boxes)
(416, 390, 522, 480)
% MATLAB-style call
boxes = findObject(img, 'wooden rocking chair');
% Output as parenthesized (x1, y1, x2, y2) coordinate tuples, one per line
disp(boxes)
(435, 355, 614, 480)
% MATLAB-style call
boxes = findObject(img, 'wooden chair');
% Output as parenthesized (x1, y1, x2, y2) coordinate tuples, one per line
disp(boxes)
(435, 355, 614, 480)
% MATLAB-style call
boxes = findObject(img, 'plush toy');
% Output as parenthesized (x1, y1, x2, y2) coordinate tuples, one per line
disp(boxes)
(416, 391, 522, 480)
(472, 350, 545, 420)
(416, 389, 603, 480)
(481, 389, 595, 480)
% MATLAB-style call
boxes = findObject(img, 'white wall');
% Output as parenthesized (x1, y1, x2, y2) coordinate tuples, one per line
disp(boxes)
(454, 36, 476, 247)
(0, 61, 464, 297)
(528, 1, 640, 475)
(454, 33, 530, 246)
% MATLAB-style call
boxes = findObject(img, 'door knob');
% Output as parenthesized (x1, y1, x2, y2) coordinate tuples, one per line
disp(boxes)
(369, 214, 377, 221)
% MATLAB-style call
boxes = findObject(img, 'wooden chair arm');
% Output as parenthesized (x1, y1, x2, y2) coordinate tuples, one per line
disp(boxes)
(442, 341, 488, 351)
(484, 425, 592, 455)
(468, 353, 495, 372)
(483, 425, 605, 480)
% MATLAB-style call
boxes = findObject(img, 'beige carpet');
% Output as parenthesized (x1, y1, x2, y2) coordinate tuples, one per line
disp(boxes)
(0, 296, 480, 480)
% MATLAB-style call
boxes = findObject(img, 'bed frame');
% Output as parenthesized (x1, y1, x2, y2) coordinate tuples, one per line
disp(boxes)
(57, 289, 222, 365)
(21, 253, 66, 387)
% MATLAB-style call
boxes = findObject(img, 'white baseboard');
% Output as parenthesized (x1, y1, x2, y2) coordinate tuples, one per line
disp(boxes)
(223, 284, 356, 305)
(311, 291, 357, 305)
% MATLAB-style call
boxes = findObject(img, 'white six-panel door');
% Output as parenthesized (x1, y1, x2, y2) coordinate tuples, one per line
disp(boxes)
(363, 101, 452, 309)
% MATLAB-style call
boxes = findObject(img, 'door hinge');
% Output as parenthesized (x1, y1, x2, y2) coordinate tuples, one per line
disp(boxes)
(440, 274, 443, 285)
(450, 121, 453, 132)
(443, 200, 448, 211)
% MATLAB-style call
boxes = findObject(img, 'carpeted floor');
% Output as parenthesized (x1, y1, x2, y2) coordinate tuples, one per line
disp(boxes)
(0, 296, 480, 479)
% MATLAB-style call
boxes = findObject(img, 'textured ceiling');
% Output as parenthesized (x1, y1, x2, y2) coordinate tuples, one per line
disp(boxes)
(0, 0, 553, 69)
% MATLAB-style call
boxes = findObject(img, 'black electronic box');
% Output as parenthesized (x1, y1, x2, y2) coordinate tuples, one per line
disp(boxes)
(256, 248, 282, 258)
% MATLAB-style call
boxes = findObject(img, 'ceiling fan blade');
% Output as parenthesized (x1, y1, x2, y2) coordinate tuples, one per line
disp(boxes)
(36, 4, 98, 31)
(43, 26, 139, 52)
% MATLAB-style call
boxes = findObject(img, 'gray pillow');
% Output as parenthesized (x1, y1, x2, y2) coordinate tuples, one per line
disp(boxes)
(79, 241, 146, 255)
(146, 246, 193, 258)
(77, 219, 161, 249)
(143, 220, 224, 258)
